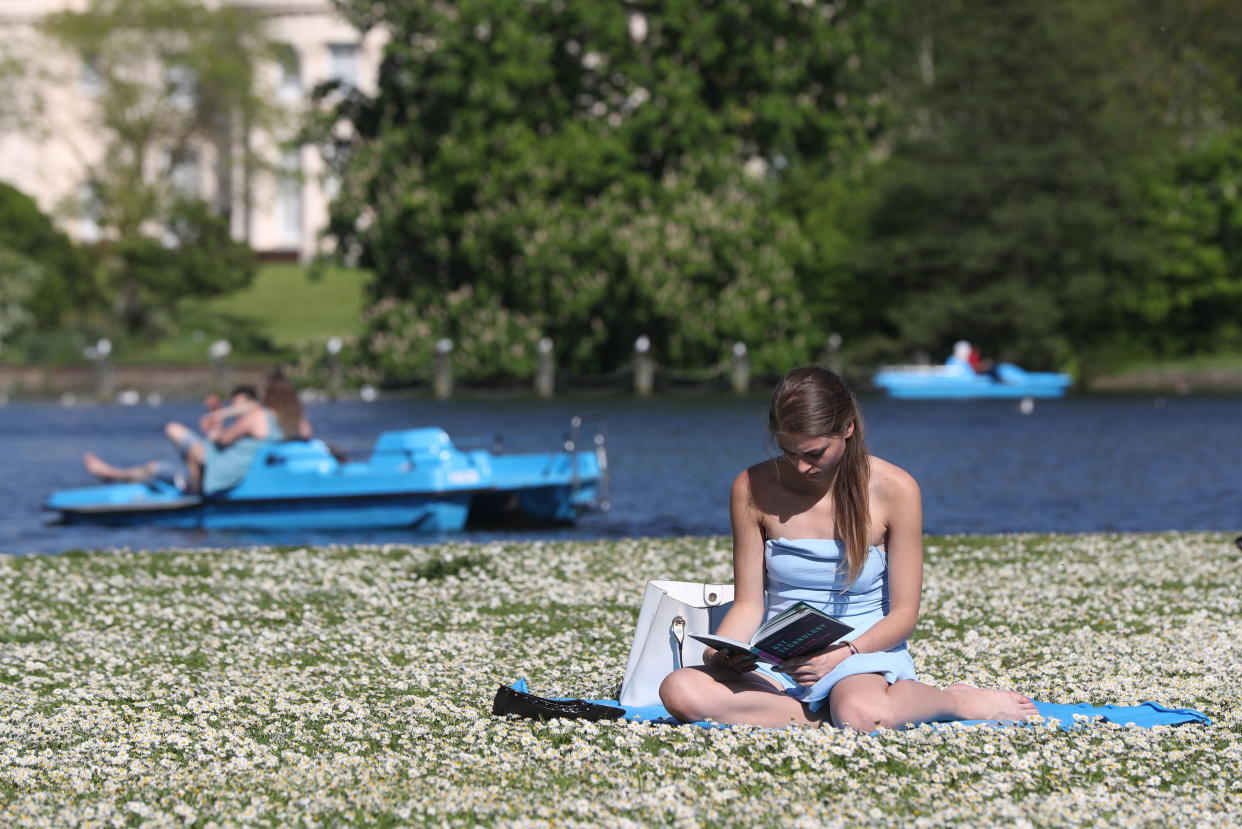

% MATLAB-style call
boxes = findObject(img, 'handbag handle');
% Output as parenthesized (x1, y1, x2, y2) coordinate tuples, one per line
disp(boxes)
(670, 614, 686, 668)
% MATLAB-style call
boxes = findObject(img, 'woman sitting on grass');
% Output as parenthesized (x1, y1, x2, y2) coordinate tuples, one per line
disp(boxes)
(660, 366, 1036, 730)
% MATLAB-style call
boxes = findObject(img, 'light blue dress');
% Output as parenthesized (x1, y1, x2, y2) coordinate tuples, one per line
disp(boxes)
(201, 410, 283, 495)
(756, 537, 917, 713)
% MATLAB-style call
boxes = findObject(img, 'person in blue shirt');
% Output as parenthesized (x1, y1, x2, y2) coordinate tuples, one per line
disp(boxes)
(83, 371, 310, 494)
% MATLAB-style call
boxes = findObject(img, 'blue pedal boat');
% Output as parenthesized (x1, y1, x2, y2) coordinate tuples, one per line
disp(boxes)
(45, 424, 609, 532)
(873, 362, 1073, 399)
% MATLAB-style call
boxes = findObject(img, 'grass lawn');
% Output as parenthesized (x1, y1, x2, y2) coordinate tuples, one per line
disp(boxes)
(202, 263, 369, 348)
(0, 533, 1237, 825)
(117, 263, 369, 364)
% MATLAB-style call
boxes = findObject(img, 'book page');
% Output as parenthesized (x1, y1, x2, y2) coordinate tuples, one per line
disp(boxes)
(688, 633, 756, 657)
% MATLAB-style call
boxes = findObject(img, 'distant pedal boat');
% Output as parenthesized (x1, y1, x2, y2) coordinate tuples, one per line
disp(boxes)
(45, 424, 608, 532)
(872, 362, 1072, 399)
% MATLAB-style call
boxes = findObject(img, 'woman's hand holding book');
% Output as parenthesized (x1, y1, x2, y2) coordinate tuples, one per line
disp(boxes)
(775, 642, 853, 686)
(705, 645, 758, 673)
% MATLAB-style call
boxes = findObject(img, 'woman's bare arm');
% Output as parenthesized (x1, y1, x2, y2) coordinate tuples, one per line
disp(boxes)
(712, 470, 768, 646)
(213, 408, 268, 447)
(200, 400, 258, 437)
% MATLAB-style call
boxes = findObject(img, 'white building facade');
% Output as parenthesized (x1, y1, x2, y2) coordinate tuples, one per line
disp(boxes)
(0, 0, 384, 261)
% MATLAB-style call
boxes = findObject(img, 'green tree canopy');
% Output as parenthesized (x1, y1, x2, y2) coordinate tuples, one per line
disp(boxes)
(0, 182, 94, 331)
(834, 0, 1242, 372)
(104, 200, 257, 335)
(0, 249, 44, 350)
(313, 0, 1242, 383)
(318, 0, 886, 376)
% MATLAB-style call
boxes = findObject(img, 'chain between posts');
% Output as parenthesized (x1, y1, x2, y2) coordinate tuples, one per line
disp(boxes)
(316, 334, 845, 398)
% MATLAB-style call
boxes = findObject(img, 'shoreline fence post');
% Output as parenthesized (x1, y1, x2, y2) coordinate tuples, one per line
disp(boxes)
(326, 336, 343, 400)
(535, 336, 555, 398)
(634, 335, 654, 396)
(86, 338, 114, 401)
(208, 339, 232, 394)
(433, 338, 454, 399)
(730, 342, 749, 394)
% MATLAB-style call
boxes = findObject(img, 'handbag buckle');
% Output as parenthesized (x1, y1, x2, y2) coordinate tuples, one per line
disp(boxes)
(670, 614, 686, 644)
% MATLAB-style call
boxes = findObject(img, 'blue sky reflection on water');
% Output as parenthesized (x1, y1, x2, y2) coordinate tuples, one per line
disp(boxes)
(2, 392, 1239, 554)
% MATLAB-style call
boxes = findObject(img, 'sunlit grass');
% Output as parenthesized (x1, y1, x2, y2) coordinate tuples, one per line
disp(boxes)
(113, 263, 370, 364)
(0, 534, 1236, 825)
(202, 262, 369, 347)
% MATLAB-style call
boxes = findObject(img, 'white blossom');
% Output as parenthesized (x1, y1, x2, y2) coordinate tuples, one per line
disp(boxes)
(0, 533, 1233, 824)
(628, 13, 648, 43)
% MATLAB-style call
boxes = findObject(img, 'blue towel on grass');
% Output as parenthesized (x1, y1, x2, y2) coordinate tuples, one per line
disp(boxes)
(506, 679, 1210, 730)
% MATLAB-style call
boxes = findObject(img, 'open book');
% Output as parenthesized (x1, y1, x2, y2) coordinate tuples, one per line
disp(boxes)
(690, 601, 854, 664)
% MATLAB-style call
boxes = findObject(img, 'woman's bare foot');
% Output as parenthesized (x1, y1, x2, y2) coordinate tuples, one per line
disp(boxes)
(82, 452, 156, 483)
(944, 683, 1038, 722)
(83, 452, 115, 479)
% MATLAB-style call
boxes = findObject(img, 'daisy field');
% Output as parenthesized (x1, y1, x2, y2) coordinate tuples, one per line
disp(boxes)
(0, 533, 1237, 826)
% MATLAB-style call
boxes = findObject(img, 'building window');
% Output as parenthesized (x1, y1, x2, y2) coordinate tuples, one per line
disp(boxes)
(78, 182, 102, 243)
(168, 149, 199, 198)
(166, 63, 197, 111)
(275, 44, 301, 103)
(277, 148, 303, 247)
(79, 55, 102, 97)
(328, 43, 359, 88)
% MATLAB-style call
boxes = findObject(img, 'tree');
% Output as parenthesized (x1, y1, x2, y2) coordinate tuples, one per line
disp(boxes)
(318, 0, 886, 376)
(41, 0, 277, 335)
(105, 200, 257, 335)
(1119, 130, 1242, 357)
(0, 249, 44, 351)
(839, 0, 1242, 373)
(0, 183, 94, 331)
(0, 37, 40, 132)
(833, 0, 1152, 370)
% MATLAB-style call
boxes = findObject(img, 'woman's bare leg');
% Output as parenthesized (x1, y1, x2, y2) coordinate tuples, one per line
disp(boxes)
(163, 422, 205, 493)
(82, 452, 159, 483)
(830, 673, 1037, 730)
(660, 665, 824, 728)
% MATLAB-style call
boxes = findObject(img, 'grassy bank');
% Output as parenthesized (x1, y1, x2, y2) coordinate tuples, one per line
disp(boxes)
(202, 263, 369, 348)
(1087, 352, 1242, 393)
(0, 534, 1237, 825)
(115, 264, 369, 365)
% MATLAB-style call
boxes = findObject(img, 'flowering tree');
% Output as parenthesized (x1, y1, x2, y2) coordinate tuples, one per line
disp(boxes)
(319, 0, 885, 377)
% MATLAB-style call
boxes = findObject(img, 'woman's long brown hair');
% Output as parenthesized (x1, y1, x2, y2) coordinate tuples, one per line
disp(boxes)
(263, 369, 304, 440)
(768, 366, 871, 582)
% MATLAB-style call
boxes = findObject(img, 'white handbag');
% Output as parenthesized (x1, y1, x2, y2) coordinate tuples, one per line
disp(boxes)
(618, 580, 735, 707)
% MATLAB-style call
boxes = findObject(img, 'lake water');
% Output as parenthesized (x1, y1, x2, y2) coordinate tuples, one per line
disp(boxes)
(3, 392, 1239, 554)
